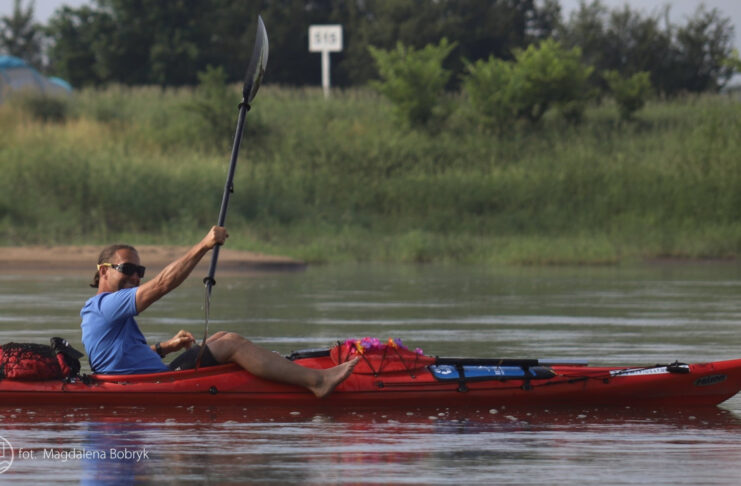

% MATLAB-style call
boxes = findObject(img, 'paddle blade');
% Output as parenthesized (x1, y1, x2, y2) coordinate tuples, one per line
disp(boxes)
(243, 15, 269, 103)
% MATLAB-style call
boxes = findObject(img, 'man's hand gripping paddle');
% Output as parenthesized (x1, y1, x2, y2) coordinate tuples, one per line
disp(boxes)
(197, 16, 269, 368)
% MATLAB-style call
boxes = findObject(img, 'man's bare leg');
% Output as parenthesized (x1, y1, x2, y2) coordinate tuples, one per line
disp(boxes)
(205, 332, 358, 398)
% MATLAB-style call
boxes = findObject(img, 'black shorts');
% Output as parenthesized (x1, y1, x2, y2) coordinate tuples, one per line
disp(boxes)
(168, 345, 221, 371)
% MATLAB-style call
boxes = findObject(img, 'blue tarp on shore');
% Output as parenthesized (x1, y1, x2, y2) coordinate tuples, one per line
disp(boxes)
(0, 55, 72, 103)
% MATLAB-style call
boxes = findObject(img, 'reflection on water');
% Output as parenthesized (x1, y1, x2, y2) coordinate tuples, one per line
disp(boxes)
(2, 405, 741, 484)
(1, 263, 741, 483)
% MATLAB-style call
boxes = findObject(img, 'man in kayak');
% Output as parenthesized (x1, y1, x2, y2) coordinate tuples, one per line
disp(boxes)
(81, 226, 357, 398)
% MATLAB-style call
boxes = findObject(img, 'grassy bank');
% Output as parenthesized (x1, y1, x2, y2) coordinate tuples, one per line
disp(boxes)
(1, 86, 740, 264)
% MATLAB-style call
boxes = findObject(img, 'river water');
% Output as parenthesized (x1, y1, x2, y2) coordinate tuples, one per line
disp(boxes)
(1, 263, 740, 484)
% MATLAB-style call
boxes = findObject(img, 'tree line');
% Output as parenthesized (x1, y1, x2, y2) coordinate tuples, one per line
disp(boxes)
(1, 0, 738, 96)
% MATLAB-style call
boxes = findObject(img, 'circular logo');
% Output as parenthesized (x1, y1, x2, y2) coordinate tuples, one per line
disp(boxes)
(0, 435, 13, 474)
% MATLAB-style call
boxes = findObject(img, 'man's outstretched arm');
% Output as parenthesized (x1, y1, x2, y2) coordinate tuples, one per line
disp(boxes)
(135, 226, 227, 313)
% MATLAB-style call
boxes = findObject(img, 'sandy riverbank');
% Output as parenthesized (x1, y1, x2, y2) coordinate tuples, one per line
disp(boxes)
(0, 245, 306, 276)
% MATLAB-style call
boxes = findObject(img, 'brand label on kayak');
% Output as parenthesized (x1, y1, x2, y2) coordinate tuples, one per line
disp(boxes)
(610, 367, 669, 377)
(694, 374, 727, 387)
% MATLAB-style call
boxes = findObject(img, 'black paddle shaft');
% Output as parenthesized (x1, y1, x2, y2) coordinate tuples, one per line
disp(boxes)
(203, 15, 268, 295)
(204, 101, 249, 293)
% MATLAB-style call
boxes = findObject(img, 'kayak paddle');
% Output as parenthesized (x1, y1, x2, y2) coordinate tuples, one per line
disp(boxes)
(197, 15, 269, 367)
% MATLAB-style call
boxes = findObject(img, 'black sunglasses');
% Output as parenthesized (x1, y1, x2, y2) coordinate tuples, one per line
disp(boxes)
(98, 262, 146, 278)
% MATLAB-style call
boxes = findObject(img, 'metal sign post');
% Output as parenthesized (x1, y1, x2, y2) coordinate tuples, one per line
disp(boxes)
(309, 25, 343, 99)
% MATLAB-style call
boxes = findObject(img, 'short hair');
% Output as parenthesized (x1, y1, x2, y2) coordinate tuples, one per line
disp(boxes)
(89, 244, 138, 288)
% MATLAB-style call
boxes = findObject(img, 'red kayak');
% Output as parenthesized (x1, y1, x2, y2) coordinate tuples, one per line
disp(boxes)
(1, 339, 740, 408)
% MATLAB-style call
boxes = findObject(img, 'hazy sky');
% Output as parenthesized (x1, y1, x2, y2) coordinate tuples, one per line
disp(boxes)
(560, 0, 740, 47)
(1, 0, 739, 51)
(1, 0, 89, 20)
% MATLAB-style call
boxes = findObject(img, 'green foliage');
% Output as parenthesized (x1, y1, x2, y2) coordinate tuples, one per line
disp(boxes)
(2, 86, 741, 263)
(603, 70, 652, 121)
(44, 5, 111, 87)
(368, 39, 456, 130)
(41, 0, 555, 88)
(0, 0, 42, 66)
(463, 39, 593, 131)
(342, 0, 558, 87)
(723, 49, 741, 73)
(181, 65, 238, 150)
(79, 84, 132, 124)
(559, 1, 736, 96)
(675, 6, 736, 92)
(12, 92, 70, 122)
(462, 55, 517, 132)
(513, 39, 594, 123)
(45, 1, 216, 86)
(2, 0, 730, 98)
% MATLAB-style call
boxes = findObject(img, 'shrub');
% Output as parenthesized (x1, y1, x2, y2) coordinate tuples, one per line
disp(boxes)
(181, 65, 239, 150)
(368, 39, 457, 130)
(462, 56, 518, 132)
(462, 39, 593, 130)
(14, 93, 70, 122)
(512, 39, 593, 124)
(603, 70, 653, 121)
(723, 49, 741, 73)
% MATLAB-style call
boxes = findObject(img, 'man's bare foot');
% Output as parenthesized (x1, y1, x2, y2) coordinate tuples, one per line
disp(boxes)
(311, 357, 359, 398)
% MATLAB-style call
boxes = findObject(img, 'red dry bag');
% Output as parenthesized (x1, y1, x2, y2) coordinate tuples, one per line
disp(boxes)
(0, 337, 83, 381)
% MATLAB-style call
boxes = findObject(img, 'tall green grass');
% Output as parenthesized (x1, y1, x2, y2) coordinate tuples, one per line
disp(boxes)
(1, 86, 739, 264)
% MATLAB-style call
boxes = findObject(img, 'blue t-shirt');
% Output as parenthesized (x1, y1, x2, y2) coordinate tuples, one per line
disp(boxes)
(80, 287, 168, 374)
